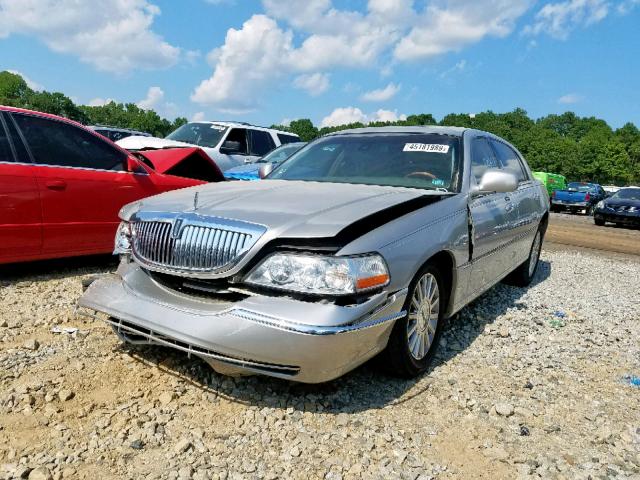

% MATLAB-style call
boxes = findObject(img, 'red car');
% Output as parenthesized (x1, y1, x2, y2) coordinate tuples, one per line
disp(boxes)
(0, 106, 224, 264)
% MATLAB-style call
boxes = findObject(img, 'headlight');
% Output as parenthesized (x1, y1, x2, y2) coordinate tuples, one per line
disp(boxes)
(596, 201, 605, 209)
(245, 253, 390, 295)
(113, 221, 132, 255)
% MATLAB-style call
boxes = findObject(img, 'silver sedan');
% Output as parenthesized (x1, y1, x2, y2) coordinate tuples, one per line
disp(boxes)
(79, 126, 549, 383)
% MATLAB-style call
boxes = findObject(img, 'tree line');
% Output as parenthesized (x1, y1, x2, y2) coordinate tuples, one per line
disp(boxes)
(0, 71, 186, 137)
(1, 70, 638, 185)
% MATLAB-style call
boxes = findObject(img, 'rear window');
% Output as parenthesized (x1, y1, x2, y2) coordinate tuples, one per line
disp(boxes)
(278, 133, 301, 144)
(567, 182, 594, 192)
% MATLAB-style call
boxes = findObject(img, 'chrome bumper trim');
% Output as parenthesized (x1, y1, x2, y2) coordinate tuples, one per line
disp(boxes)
(78, 309, 301, 376)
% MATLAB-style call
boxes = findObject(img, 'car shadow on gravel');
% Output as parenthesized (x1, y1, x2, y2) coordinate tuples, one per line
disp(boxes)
(114, 259, 551, 414)
(0, 255, 117, 284)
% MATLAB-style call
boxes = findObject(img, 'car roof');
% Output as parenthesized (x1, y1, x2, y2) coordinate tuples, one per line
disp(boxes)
(88, 125, 149, 134)
(326, 125, 468, 136)
(186, 120, 295, 136)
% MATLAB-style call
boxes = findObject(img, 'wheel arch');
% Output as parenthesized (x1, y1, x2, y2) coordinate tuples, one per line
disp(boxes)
(413, 250, 457, 318)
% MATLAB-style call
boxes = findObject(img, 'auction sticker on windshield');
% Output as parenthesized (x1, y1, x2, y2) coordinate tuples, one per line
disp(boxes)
(403, 143, 450, 153)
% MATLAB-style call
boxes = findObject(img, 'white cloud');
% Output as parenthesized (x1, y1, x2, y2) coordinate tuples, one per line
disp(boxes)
(394, 1, 532, 61)
(524, 0, 609, 39)
(439, 59, 467, 78)
(137, 86, 179, 118)
(0, 0, 180, 73)
(558, 93, 584, 104)
(320, 106, 407, 127)
(87, 97, 116, 107)
(7, 70, 43, 91)
(617, 0, 640, 14)
(361, 83, 401, 102)
(293, 73, 330, 96)
(191, 15, 292, 112)
(191, 112, 206, 121)
(370, 109, 407, 123)
(137, 86, 165, 110)
(321, 107, 368, 127)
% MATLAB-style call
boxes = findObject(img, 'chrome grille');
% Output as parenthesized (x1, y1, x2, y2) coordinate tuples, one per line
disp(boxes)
(130, 213, 266, 274)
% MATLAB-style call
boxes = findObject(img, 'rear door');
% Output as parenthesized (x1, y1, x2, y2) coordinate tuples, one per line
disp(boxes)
(248, 129, 276, 162)
(467, 137, 518, 292)
(0, 112, 42, 262)
(10, 112, 153, 255)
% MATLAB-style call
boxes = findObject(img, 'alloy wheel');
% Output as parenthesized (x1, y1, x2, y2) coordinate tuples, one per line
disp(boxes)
(407, 273, 440, 360)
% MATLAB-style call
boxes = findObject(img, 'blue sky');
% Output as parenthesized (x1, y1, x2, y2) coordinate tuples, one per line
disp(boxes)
(0, 0, 639, 128)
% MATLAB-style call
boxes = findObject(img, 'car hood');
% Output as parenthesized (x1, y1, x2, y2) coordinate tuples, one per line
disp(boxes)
(123, 180, 443, 240)
(117, 135, 198, 151)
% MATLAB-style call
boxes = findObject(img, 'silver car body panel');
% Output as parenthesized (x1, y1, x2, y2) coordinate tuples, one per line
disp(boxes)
(80, 126, 549, 383)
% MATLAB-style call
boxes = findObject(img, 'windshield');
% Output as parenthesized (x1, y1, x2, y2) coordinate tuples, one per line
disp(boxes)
(166, 123, 228, 148)
(567, 182, 595, 192)
(258, 142, 305, 164)
(613, 188, 640, 200)
(269, 133, 462, 192)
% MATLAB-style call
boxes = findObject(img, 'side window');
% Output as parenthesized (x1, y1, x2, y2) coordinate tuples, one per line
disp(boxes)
(250, 130, 276, 156)
(278, 133, 301, 145)
(491, 140, 527, 182)
(471, 138, 499, 184)
(224, 128, 248, 154)
(0, 115, 14, 163)
(12, 114, 126, 170)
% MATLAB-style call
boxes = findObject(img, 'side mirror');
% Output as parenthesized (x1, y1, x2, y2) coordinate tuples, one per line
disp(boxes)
(259, 163, 274, 179)
(471, 169, 518, 196)
(220, 140, 242, 154)
(126, 156, 148, 174)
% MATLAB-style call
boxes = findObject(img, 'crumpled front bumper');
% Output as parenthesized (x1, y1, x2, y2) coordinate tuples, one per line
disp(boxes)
(78, 262, 407, 383)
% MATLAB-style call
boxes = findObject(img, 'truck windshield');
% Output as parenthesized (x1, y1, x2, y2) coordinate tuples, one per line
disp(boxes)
(269, 133, 462, 192)
(166, 123, 228, 148)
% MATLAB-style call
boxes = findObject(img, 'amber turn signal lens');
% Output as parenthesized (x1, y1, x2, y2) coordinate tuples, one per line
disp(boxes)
(356, 274, 390, 290)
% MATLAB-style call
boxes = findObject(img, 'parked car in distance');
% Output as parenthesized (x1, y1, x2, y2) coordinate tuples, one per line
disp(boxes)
(0, 106, 224, 265)
(224, 142, 307, 181)
(80, 126, 549, 383)
(594, 187, 640, 227)
(532, 171, 566, 197)
(89, 125, 151, 143)
(602, 185, 621, 196)
(551, 182, 607, 215)
(117, 121, 301, 173)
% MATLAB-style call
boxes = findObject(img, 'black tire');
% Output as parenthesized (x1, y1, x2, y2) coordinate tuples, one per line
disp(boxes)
(380, 264, 446, 378)
(503, 228, 543, 287)
(594, 217, 605, 226)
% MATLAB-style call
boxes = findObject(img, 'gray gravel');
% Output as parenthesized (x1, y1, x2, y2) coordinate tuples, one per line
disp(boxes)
(0, 249, 639, 479)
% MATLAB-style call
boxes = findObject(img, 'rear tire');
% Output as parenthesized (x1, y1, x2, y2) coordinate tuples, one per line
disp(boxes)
(594, 217, 605, 226)
(381, 264, 446, 378)
(503, 228, 543, 287)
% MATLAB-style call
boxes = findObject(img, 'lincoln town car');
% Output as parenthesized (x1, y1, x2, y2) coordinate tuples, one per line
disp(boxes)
(79, 127, 549, 383)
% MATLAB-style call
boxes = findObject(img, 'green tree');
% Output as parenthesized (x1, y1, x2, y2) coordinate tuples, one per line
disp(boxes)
(0, 71, 31, 105)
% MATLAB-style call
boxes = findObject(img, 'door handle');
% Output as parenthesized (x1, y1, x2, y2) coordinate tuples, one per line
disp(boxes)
(505, 203, 515, 213)
(45, 180, 67, 191)
(504, 196, 511, 202)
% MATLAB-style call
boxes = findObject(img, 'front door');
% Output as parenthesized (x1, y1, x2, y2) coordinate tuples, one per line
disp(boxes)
(467, 138, 518, 294)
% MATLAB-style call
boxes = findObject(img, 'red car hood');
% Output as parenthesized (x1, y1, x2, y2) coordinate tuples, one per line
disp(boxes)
(137, 147, 224, 180)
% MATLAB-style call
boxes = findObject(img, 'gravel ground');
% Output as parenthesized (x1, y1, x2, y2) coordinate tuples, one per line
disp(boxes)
(0, 249, 639, 480)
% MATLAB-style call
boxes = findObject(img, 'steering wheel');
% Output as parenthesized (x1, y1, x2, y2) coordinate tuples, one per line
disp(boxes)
(405, 171, 437, 180)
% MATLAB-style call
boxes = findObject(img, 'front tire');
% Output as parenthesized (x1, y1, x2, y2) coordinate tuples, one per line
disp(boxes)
(503, 228, 543, 287)
(594, 217, 605, 226)
(381, 264, 446, 378)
